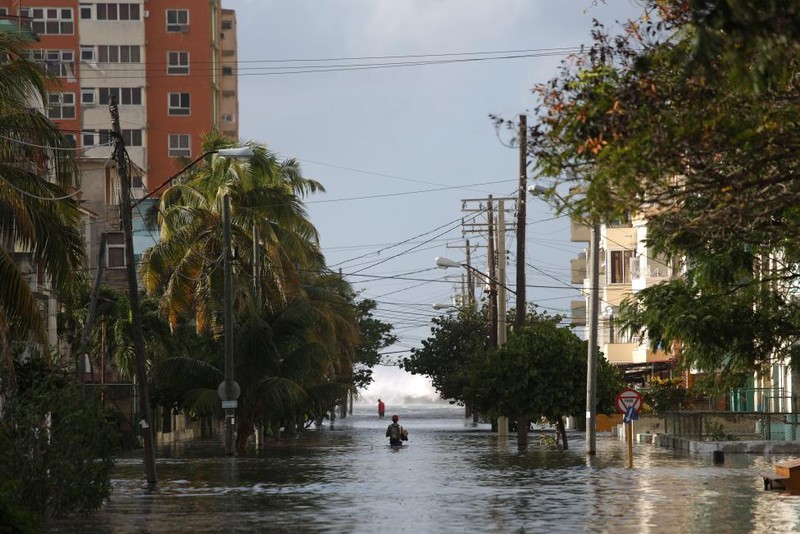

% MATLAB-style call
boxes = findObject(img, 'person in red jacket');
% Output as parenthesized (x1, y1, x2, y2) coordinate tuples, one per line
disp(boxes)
(377, 399, 385, 419)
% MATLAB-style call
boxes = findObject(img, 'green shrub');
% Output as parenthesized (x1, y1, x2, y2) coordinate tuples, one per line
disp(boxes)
(0, 361, 121, 527)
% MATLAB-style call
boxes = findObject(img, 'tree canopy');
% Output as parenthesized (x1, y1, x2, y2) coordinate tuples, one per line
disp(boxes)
(0, 33, 84, 369)
(401, 308, 489, 405)
(526, 0, 800, 377)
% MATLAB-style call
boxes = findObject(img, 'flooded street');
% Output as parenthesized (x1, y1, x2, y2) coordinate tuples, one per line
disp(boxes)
(49, 405, 800, 533)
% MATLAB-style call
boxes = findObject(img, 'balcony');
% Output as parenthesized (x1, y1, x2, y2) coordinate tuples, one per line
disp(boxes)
(631, 255, 671, 290)
(570, 219, 590, 242)
(570, 253, 586, 284)
(571, 300, 586, 326)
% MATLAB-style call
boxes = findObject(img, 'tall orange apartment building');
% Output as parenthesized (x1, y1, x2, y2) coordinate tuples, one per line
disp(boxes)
(0, 0, 240, 194)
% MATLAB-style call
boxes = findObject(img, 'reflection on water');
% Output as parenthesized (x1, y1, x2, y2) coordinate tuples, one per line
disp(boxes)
(48, 405, 800, 533)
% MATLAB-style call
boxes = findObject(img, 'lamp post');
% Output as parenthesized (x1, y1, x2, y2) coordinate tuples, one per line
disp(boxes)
(132, 147, 255, 209)
(435, 257, 516, 295)
(134, 145, 252, 457)
(530, 184, 600, 455)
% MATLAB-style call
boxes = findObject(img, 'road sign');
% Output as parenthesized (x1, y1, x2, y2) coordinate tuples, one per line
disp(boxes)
(615, 388, 643, 415)
(217, 380, 241, 401)
(623, 405, 639, 424)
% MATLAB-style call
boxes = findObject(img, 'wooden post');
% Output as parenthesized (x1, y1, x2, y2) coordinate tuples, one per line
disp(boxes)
(626, 421, 634, 468)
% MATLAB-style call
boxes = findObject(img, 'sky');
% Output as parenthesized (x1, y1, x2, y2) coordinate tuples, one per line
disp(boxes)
(224, 0, 648, 405)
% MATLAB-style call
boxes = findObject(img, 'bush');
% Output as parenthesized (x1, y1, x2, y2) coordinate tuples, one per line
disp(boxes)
(0, 361, 122, 527)
(643, 376, 687, 415)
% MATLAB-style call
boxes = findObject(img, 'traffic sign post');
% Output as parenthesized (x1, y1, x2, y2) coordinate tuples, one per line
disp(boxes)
(615, 388, 643, 469)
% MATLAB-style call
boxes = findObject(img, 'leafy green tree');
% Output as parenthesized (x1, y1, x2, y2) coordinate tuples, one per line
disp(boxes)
(522, 1, 800, 380)
(352, 297, 398, 391)
(466, 317, 623, 449)
(0, 359, 121, 527)
(401, 308, 490, 405)
(0, 32, 83, 383)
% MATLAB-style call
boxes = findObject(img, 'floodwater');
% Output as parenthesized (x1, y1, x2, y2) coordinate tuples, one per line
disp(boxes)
(48, 404, 800, 533)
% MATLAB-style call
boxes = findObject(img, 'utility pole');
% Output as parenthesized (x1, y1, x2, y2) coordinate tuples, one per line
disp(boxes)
(109, 96, 156, 484)
(515, 115, 529, 447)
(223, 194, 236, 455)
(515, 114, 527, 329)
(496, 199, 509, 439)
(465, 240, 475, 308)
(496, 199, 507, 348)
(486, 196, 498, 348)
(586, 223, 600, 455)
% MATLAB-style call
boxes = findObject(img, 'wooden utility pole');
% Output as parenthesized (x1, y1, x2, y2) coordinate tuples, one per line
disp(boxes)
(465, 240, 475, 307)
(109, 96, 157, 484)
(486, 196, 497, 348)
(515, 115, 529, 447)
(515, 114, 527, 329)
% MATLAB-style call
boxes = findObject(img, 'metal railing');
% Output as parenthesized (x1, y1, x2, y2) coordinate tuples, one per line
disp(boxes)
(663, 411, 800, 441)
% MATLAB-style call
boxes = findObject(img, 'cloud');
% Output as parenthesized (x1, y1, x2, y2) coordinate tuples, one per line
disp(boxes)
(344, 0, 536, 53)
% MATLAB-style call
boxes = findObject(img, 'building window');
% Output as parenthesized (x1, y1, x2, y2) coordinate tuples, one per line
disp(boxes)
(98, 129, 142, 147)
(82, 132, 95, 147)
(47, 93, 75, 120)
(122, 129, 142, 147)
(24, 49, 75, 78)
(168, 134, 191, 158)
(609, 250, 634, 284)
(222, 49, 235, 57)
(222, 19, 233, 30)
(168, 93, 190, 116)
(221, 66, 233, 76)
(221, 114, 235, 123)
(106, 232, 125, 267)
(97, 45, 141, 63)
(167, 51, 189, 75)
(0, 8, 8, 16)
(62, 134, 76, 148)
(80, 46, 95, 62)
(96, 3, 140, 21)
(81, 88, 95, 106)
(166, 9, 189, 32)
(222, 90, 235, 97)
(21, 7, 74, 35)
(98, 87, 142, 106)
(79, 3, 92, 19)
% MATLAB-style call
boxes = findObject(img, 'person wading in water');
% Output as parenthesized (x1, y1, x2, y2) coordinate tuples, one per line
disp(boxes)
(386, 414, 408, 446)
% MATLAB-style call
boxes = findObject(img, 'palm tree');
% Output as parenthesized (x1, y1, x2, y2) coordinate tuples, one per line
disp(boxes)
(0, 32, 84, 385)
(156, 273, 360, 451)
(141, 134, 364, 449)
(140, 136, 326, 332)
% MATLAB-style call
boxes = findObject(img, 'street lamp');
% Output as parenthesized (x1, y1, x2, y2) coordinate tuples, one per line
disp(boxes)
(132, 147, 254, 208)
(212, 149, 254, 456)
(133, 146, 252, 457)
(530, 184, 600, 455)
(435, 256, 516, 295)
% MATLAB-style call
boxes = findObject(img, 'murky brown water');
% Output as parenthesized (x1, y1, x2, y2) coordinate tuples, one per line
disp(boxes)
(47, 405, 800, 533)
